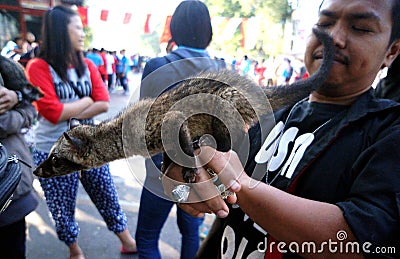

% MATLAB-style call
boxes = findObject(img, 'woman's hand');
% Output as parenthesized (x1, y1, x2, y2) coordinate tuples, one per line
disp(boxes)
(0, 87, 18, 114)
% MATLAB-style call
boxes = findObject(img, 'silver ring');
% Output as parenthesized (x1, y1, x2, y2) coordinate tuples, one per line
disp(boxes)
(206, 168, 234, 199)
(171, 184, 191, 203)
(216, 184, 234, 199)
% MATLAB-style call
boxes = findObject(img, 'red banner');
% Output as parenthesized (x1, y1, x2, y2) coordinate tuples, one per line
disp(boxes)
(240, 18, 248, 48)
(100, 10, 109, 21)
(77, 6, 88, 26)
(123, 13, 132, 24)
(144, 14, 152, 34)
(159, 15, 172, 43)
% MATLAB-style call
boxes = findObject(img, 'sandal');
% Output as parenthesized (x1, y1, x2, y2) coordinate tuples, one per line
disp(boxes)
(120, 245, 137, 254)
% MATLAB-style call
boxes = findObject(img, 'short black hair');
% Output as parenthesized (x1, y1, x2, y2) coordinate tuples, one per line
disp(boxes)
(170, 0, 212, 49)
(389, 0, 400, 44)
(319, 0, 400, 45)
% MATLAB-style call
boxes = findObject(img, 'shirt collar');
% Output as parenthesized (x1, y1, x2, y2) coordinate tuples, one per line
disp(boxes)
(177, 45, 207, 53)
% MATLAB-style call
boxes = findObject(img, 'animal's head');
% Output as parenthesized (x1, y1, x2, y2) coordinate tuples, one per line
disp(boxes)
(33, 125, 94, 178)
(0, 55, 44, 102)
(21, 83, 44, 102)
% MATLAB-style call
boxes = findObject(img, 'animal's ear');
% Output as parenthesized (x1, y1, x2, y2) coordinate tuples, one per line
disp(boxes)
(69, 118, 81, 129)
(63, 132, 86, 154)
(26, 83, 44, 98)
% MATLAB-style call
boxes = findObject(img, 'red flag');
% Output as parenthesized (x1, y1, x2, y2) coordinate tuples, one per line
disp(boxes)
(159, 15, 172, 43)
(100, 10, 109, 21)
(144, 14, 151, 34)
(240, 18, 248, 48)
(123, 13, 132, 24)
(77, 6, 88, 26)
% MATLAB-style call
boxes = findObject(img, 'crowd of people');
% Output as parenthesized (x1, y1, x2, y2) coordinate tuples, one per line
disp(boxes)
(229, 54, 309, 87)
(1, 32, 39, 67)
(84, 47, 144, 95)
(1, 0, 400, 258)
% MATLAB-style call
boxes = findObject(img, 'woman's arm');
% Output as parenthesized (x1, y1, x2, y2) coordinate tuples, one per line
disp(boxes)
(26, 59, 110, 123)
(57, 96, 94, 121)
(26, 59, 93, 123)
(72, 100, 109, 120)
(73, 58, 110, 119)
(61, 60, 110, 121)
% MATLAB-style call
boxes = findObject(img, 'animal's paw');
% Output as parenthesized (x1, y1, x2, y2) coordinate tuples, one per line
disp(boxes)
(182, 167, 197, 183)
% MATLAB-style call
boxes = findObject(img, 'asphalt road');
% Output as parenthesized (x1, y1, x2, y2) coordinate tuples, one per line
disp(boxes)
(26, 72, 215, 259)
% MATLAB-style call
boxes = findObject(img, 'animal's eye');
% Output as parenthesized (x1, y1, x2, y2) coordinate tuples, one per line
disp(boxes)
(51, 156, 60, 167)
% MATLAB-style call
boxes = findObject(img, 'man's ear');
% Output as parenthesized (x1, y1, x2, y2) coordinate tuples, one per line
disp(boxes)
(382, 40, 400, 69)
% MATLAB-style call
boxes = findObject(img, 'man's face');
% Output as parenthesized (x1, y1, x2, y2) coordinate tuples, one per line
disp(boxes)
(305, 0, 400, 97)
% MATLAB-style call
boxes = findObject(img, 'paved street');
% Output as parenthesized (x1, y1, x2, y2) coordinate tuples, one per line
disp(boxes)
(26, 72, 215, 259)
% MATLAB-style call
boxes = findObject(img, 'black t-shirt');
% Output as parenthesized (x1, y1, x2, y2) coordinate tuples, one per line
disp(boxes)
(198, 92, 400, 258)
(266, 101, 349, 191)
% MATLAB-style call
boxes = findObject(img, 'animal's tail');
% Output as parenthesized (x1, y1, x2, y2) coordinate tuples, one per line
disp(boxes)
(264, 28, 335, 111)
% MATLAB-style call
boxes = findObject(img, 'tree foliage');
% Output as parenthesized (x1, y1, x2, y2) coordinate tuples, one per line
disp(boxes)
(83, 26, 93, 50)
(203, 0, 292, 59)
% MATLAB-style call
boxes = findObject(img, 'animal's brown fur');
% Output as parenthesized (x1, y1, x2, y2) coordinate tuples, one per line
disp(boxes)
(33, 28, 335, 181)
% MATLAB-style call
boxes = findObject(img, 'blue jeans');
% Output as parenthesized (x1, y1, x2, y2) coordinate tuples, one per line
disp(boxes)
(135, 187, 203, 259)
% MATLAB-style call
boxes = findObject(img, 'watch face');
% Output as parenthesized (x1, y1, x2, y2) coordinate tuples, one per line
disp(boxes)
(16, 91, 23, 103)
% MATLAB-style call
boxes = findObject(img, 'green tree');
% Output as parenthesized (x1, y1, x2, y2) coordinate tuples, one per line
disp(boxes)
(140, 31, 161, 56)
(83, 26, 93, 50)
(203, 0, 292, 59)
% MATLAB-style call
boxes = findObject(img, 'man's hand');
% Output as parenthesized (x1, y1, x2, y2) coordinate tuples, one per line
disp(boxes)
(161, 146, 244, 218)
(196, 146, 243, 193)
(0, 87, 18, 114)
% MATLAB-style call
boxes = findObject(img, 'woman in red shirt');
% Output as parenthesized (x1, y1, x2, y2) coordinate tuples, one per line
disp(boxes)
(26, 6, 136, 259)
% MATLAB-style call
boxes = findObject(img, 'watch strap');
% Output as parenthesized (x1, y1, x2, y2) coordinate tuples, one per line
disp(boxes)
(15, 90, 23, 104)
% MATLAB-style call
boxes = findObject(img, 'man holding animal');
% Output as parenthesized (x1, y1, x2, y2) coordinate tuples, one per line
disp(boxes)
(30, 0, 400, 257)
(162, 0, 400, 258)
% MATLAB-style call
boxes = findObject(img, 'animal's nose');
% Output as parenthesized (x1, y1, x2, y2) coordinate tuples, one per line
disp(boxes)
(33, 167, 42, 176)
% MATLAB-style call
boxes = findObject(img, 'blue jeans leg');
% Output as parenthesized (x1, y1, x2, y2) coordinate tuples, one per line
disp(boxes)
(136, 187, 172, 259)
(136, 187, 204, 259)
(177, 206, 203, 259)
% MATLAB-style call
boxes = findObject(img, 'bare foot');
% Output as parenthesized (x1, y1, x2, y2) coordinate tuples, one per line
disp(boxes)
(69, 242, 85, 259)
(116, 229, 137, 252)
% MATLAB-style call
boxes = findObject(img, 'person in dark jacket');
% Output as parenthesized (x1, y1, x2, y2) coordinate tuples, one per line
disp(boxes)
(162, 0, 400, 258)
(375, 55, 400, 102)
(0, 72, 39, 259)
(135, 1, 223, 258)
